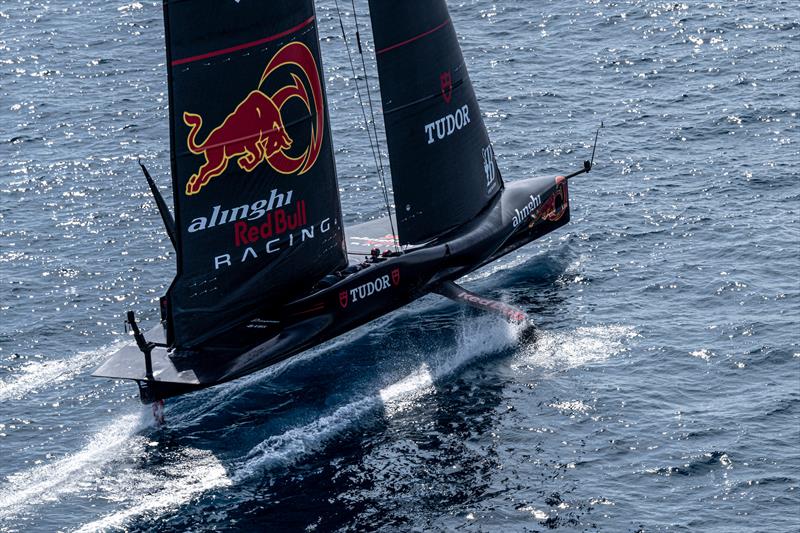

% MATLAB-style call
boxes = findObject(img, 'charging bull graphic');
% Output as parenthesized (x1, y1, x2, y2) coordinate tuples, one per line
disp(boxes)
(532, 180, 568, 226)
(183, 42, 325, 196)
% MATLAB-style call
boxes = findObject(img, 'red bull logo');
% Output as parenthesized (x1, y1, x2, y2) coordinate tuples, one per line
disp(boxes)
(531, 180, 568, 226)
(182, 42, 325, 196)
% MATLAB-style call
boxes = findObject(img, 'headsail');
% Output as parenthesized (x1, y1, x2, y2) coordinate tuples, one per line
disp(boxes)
(163, 0, 347, 347)
(368, 0, 503, 245)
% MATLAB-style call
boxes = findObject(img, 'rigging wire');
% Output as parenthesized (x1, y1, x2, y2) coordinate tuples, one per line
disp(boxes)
(349, 1, 388, 183)
(333, 0, 398, 252)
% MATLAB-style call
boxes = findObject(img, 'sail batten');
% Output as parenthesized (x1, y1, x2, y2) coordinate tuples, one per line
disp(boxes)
(368, 0, 503, 245)
(163, 0, 346, 348)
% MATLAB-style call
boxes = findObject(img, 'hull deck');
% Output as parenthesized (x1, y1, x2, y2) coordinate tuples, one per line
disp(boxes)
(94, 175, 571, 403)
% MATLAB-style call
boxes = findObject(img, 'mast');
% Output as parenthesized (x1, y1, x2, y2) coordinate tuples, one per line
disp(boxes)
(162, 0, 347, 348)
(367, 0, 503, 245)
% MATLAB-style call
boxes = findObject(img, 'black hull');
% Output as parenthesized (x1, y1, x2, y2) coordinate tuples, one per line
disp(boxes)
(94, 175, 571, 403)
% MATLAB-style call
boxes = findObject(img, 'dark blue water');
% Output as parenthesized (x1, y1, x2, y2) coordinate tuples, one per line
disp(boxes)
(1, 1, 798, 531)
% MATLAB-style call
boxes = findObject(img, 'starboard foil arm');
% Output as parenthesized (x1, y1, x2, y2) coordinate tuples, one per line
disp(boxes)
(434, 280, 528, 324)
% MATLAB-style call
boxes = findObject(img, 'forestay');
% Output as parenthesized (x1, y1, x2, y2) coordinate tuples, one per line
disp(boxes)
(163, 0, 347, 347)
(368, 0, 503, 245)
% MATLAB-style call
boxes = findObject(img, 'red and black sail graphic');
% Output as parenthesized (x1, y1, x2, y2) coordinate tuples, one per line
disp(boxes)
(368, 0, 503, 245)
(163, 0, 346, 347)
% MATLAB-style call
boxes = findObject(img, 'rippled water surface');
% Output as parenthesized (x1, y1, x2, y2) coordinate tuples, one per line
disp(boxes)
(1, 1, 798, 531)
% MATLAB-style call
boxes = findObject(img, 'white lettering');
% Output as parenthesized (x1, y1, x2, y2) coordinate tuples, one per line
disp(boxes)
(214, 254, 231, 270)
(266, 189, 285, 211)
(188, 217, 207, 233)
(249, 199, 267, 220)
(187, 189, 294, 233)
(347, 274, 393, 306)
(424, 105, 473, 145)
(229, 204, 249, 221)
(425, 123, 435, 145)
(209, 205, 221, 227)
(435, 118, 446, 140)
(512, 194, 542, 227)
(210, 218, 333, 269)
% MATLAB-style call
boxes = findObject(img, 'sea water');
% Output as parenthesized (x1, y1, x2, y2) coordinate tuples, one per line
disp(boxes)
(1, 1, 798, 531)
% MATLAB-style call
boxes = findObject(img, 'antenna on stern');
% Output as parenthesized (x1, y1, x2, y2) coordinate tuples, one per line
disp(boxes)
(565, 121, 603, 180)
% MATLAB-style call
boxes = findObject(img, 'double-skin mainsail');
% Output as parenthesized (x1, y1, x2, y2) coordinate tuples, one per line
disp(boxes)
(163, 0, 346, 347)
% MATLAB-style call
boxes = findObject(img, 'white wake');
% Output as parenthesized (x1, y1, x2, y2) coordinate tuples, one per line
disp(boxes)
(0, 340, 127, 402)
(235, 315, 519, 479)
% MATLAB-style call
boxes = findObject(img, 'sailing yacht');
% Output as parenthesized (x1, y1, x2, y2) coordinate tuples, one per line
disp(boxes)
(94, 0, 592, 404)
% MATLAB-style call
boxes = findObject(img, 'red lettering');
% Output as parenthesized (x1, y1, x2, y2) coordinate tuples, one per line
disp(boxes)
(232, 203, 310, 247)
(248, 226, 259, 242)
(275, 209, 286, 233)
(234, 220, 248, 247)
(260, 213, 273, 239)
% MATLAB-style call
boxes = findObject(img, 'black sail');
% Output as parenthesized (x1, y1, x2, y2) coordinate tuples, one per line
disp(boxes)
(163, 0, 347, 347)
(368, 0, 503, 245)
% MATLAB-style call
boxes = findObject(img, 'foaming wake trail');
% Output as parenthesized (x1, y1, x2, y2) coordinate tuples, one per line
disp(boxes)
(42, 316, 515, 530)
(72, 447, 232, 533)
(381, 315, 523, 416)
(0, 411, 146, 521)
(0, 409, 232, 531)
(235, 315, 519, 480)
(461, 253, 531, 283)
(0, 340, 127, 402)
(234, 397, 377, 480)
(513, 324, 638, 371)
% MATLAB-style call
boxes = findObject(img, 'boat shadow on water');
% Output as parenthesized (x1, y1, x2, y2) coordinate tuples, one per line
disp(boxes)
(163, 249, 572, 432)
(108, 252, 577, 529)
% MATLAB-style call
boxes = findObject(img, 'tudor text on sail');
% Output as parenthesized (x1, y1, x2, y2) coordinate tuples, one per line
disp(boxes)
(424, 104, 471, 144)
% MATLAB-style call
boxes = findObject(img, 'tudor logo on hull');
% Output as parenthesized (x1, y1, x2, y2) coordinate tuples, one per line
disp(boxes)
(339, 268, 401, 309)
(182, 41, 325, 196)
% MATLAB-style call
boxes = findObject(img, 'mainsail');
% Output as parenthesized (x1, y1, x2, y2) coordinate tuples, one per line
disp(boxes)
(368, 0, 503, 245)
(163, 0, 347, 347)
